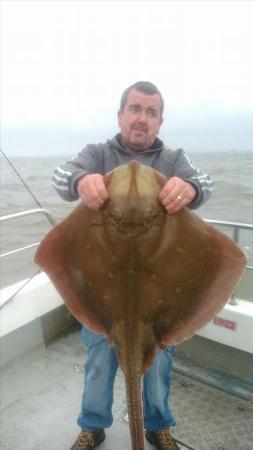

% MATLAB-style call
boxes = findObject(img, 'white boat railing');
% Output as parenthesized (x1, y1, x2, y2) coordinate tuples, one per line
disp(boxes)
(206, 219, 253, 251)
(205, 218, 253, 269)
(205, 218, 253, 304)
(0, 208, 55, 259)
(0, 208, 56, 310)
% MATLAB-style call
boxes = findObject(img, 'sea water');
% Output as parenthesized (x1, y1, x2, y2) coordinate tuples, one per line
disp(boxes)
(1, 151, 253, 288)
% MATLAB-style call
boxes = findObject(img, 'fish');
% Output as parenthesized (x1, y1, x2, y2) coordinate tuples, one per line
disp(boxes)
(35, 161, 246, 450)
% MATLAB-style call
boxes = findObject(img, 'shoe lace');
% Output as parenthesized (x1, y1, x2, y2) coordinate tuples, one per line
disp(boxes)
(159, 428, 175, 448)
(74, 430, 95, 449)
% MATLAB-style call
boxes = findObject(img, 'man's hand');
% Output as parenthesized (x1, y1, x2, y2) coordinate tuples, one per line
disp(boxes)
(77, 173, 108, 210)
(159, 177, 197, 213)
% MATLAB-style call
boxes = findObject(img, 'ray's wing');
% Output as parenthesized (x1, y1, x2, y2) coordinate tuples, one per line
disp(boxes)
(133, 207, 246, 348)
(35, 202, 123, 335)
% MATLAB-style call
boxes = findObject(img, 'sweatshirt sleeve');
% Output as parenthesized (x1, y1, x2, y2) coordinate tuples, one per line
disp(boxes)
(52, 145, 103, 202)
(172, 149, 213, 209)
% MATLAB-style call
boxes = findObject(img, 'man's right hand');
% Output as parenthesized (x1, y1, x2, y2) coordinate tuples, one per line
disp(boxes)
(76, 173, 108, 210)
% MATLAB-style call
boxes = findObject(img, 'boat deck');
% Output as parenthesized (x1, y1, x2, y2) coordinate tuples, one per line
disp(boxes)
(1, 327, 252, 450)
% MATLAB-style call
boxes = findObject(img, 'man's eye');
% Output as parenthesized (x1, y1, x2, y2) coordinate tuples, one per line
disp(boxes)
(148, 110, 158, 117)
(129, 105, 139, 112)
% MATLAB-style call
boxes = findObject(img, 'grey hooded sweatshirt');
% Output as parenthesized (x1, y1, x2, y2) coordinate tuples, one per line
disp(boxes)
(52, 134, 213, 209)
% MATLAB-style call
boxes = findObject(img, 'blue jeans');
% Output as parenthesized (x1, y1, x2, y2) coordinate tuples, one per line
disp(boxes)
(77, 326, 176, 431)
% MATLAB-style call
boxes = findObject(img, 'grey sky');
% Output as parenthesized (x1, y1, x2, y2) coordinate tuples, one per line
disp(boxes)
(1, 0, 253, 155)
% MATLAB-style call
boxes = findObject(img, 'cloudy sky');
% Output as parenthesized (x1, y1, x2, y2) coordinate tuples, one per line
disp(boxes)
(1, 0, 253, 155)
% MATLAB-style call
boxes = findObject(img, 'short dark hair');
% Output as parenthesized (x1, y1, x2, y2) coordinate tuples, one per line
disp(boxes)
(120, 81, 164, 115)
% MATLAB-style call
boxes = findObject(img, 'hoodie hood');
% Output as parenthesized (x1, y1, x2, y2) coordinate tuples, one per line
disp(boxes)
(107, 133, 164, 155)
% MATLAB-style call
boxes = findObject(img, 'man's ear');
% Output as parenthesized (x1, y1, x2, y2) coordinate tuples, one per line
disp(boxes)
(156, 116, 163, 135)
(117, 110, 122, 127)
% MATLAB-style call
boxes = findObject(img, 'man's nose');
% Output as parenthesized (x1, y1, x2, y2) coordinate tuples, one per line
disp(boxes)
(137, 109, 147, 122)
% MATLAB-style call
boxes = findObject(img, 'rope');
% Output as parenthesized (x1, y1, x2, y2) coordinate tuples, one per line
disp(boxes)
(0, 268, 42, 310)
(0, 148, 44, 209)
(174, 437, 197, 450)
(0, 148, 50, 308)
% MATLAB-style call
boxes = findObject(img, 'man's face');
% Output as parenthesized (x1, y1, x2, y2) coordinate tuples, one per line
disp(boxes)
(118, 89, 163, 152)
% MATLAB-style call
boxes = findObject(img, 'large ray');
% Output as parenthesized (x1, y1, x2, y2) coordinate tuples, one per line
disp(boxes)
(35, 161, 246, 450)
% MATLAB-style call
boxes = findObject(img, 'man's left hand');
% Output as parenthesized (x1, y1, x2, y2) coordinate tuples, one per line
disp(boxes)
(159, 177, 197, 213)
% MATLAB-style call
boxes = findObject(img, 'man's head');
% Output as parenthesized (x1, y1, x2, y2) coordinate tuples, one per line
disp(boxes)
(118, 81, 164, 152)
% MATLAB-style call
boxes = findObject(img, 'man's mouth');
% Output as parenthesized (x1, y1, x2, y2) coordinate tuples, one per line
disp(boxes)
(133, 128, 147, 134)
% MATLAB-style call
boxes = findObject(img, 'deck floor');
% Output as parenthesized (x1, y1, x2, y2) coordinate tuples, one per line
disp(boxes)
(1, 327, 252, 450)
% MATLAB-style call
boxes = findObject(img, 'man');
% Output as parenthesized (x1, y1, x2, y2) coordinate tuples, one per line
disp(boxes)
(53, 81, 213, 450)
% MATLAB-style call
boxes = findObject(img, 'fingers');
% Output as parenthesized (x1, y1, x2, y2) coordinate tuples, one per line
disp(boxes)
(159, 177, 196, 213)
(77, 174, 196, 213)
(77, 173, 108, 210)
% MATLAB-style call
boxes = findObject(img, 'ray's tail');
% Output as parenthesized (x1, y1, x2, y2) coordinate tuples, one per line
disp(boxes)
(112, 322, 156, 450)
(123, 356, 145, 450)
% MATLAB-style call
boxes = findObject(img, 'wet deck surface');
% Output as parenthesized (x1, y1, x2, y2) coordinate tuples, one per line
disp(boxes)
(1, 327, 252, 450)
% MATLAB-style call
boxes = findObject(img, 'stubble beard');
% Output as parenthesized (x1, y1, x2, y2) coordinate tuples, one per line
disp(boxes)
(121, 129, 151, 153)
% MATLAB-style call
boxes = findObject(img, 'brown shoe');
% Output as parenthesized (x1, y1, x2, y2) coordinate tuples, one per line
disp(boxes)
(70, 429, 105, 450)
(145, 428, 180, 450)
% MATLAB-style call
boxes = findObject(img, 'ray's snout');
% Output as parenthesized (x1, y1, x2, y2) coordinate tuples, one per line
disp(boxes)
(105, 161, 166, 227)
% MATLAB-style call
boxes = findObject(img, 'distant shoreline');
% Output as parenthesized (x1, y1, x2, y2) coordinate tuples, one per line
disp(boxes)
(5, 149, 253, 159)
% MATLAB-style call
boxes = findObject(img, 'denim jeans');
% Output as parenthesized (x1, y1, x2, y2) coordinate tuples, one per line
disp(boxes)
(77, 326, 176, 431)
